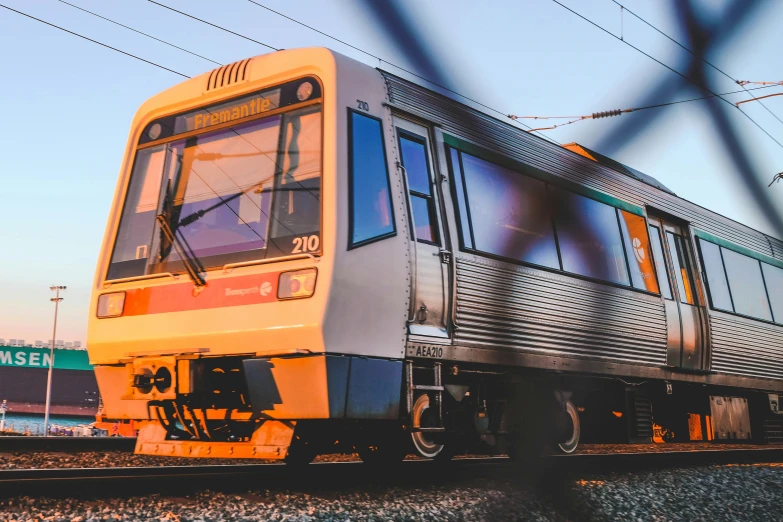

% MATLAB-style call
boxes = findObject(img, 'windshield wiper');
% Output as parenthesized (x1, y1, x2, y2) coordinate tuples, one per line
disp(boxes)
(156, 213, 206, 287)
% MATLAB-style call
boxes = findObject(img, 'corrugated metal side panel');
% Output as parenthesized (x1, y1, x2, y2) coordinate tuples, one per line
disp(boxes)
(454, 257, 667, 366)
(710, 314, 783, 380)
(381, 73, 777, 258)
(769, 236, 783, 260)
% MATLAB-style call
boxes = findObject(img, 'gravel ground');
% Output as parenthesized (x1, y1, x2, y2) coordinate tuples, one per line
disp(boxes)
(0, 478, 565, 522)
(1, 463, 782, 521)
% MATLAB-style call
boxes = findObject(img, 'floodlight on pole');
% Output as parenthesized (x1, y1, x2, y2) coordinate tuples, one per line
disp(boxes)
(43, 285, 66, 437)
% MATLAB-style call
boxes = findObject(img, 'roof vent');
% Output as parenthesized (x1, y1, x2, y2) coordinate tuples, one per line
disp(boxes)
(206, 58, 252, 91)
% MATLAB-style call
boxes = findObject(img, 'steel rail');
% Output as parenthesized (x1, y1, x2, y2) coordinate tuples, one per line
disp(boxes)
(0, 436, 137, 453)
(2, 449, 783, 497)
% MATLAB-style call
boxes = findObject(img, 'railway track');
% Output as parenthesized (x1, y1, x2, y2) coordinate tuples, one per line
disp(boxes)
(2, 446, 783, 498)
(0, 436, 136, 453)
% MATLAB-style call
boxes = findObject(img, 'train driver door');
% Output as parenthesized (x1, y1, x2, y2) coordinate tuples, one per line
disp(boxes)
(393, 117, 449, 338)
(647, 214, 707, 370)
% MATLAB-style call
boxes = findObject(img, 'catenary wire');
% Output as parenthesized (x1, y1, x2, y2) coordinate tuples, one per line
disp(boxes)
(242, 0, 561, 144)
(57, 0, 222, 66)
(510, 83, 783, 131)
(549, 0, 783, 151)
(147, 1, 279, 51)
(0, 3, 190, 78)
(609, 0, 783, 127)
(0, 3, 299, 248)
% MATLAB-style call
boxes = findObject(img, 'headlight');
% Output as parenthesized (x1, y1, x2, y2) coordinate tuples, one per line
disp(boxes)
(97, 292, 125, 318)
(278, 269, 317, 299)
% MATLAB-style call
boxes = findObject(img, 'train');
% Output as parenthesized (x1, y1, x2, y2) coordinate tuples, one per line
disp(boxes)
(87, 48, 783, 463)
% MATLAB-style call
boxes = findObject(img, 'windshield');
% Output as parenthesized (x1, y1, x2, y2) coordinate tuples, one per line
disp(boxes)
(107, 105, 321, 280)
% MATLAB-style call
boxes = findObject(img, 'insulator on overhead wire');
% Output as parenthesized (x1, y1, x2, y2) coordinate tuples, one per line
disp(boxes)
(591, 109, 623, 119)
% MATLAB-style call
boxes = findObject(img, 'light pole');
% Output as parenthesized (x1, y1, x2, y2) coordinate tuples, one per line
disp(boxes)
(43, 285, 65, 437)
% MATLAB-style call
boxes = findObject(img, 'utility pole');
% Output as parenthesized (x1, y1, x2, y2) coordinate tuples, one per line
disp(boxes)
(43, 285, 65, 437)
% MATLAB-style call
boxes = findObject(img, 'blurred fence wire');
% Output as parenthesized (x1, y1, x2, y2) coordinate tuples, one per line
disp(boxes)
(359, 0, 783, 237)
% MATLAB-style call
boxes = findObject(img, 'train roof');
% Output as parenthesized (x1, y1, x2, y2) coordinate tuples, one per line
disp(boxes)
(562, 143, 676, 196)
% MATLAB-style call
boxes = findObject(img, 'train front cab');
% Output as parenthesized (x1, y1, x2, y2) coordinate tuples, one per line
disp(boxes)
(86, 49, 413, 461)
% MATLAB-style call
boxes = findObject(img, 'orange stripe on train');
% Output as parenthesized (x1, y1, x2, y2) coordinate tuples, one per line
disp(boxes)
(122, 273, 279, 316)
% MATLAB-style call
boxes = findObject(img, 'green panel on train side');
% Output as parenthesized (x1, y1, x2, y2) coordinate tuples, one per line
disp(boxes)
(442, 134, 646, 217)
(694, 229, 783, 270)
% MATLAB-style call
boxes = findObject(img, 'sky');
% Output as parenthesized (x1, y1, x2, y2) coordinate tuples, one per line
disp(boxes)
(1, 0, 782, 344)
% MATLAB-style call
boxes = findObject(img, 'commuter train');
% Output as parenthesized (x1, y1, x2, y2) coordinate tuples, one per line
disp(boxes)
(87, 48, 783, 463)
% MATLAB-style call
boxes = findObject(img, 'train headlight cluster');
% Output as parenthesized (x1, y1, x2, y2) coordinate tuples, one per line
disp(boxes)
(97, 292, 125, 318)
(278, 268, 317, 299)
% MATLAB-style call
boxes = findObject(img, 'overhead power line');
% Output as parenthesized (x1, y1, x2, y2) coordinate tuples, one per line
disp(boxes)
(0, 3, 190, 78)
(510, 83, 783, 131)
(57, 0, 222, 66)
(550, 0, 783, 152)
(242, 0, 560, 144)
(610, 0, 783, 127)
(147, 1, 279, 51)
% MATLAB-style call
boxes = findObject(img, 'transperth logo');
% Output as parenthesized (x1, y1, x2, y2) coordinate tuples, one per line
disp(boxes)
(632, 237, 646, 263)
(224, 282, 272, 297)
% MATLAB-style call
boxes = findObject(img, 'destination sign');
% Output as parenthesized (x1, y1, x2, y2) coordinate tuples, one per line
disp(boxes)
(138, 76, 322, 146)
(173, 88, 281, 134)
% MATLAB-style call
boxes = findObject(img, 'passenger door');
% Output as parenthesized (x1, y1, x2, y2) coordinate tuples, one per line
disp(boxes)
(393, 118, 449, 338)
(648, 215, 707, 370)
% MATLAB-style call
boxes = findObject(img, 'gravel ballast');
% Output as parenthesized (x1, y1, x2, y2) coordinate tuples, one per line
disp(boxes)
(1, 462, 782, 521)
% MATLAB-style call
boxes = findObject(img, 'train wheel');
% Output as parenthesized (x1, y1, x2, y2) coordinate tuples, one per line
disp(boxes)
(284, 428, 318, 465)
(410, 393, 448, 459)
(557, 400, 580, 454)
(355, 422, 406, 466)
(357, 443, 406, 466)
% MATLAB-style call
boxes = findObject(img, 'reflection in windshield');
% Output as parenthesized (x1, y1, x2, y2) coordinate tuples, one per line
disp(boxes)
(107, 106, 321, 281)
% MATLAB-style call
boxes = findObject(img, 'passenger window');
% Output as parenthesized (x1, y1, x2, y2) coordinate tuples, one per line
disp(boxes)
(348, 111, 395, 247)
(617, 210, 659, 293)
(399, 134, 438, 244)
(460, 153, 559, 269)
(648, 225, 672, 299)
(447, 148, 473, 249)
(666, 232, 695, 304)
(721, 248, 772, 321)
(696, 239, 733, 312)
(761, 263, 783, 323)
(553, 188, 629, 285)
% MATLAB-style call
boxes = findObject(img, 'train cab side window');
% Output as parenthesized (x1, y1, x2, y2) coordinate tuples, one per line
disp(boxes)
(348, 111, 396, 248)
(617, 210, 659, 293)
(648, 225, 672, 299)
(459, 153, 559, 269)
(721, 248, 772, 321)
(696, 238, 733, 312)
(666, 232, 695, 304)
(447, 148, 473, 249)
(552, 188, 629, 285)
(106, 146, 166, 280)
(399, 134, 439, 244)
(761, 263, 783, 323)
